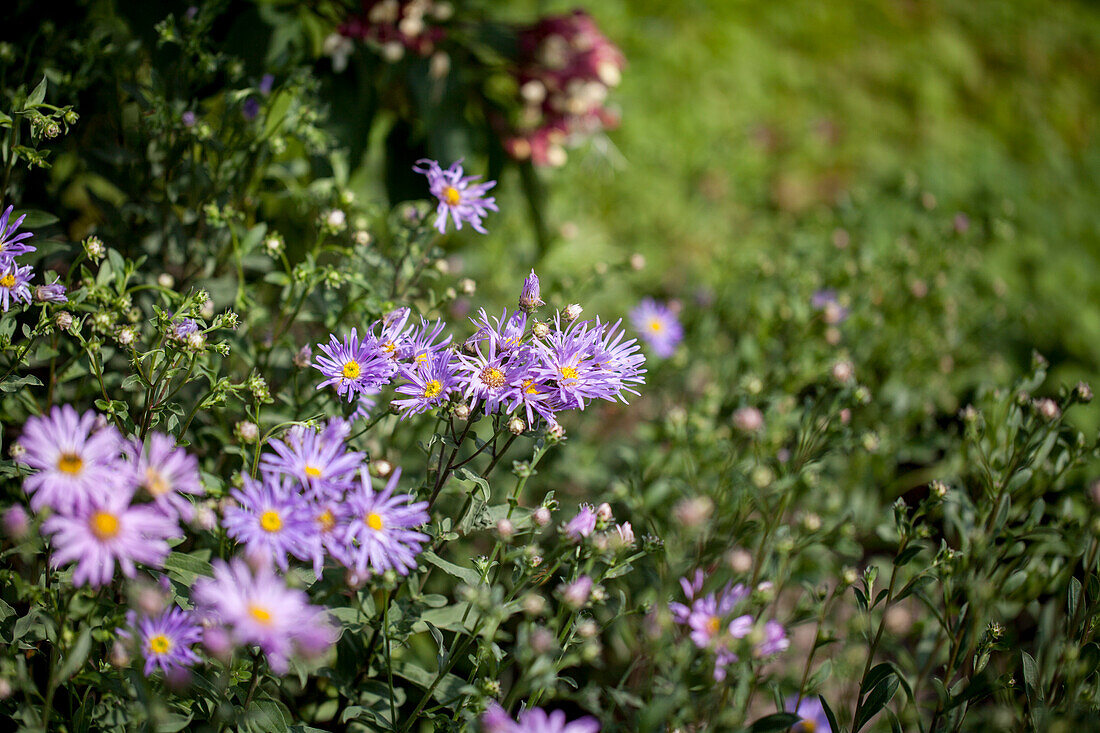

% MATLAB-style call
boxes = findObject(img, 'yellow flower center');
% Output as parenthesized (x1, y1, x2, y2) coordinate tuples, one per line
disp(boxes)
(148, 634, 172, 654)
(414, 352, 428, 363)
(800, 721, 817, 733)
(89, 511, 120, 540)
(341, 360, 361, 380)
(706, 616, 721, 635)
(57, 452, 84, 475)
(479, 366, 505, 388)
(648, 318, 664, 333)
(144, 467, 170, 496)
(304, 465, 323, 479)
(422, 379, 443, 399)
(523, 380, 541, 395)
(560, 366, 579, 380)
(249, 604, 273, 625)
(366, 512, 384, 531)
(0, 274, 14, 289)
(260, 510, 282, 533)
(318, 509, 335, 532)
(442, 186, 461, 206)
(382, 341, 397, 354)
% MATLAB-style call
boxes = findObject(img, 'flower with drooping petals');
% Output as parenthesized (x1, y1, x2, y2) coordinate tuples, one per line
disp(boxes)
(42, 487, 182, 587)
(630, 298, 682, 358)
(126, 433, 204, 520)
(222, 475, 314, 571)
(519, 270, 545, 311)
(339, 469, 429, 576)
(17, 405, 125, 514)
(34, 283, 68, 303)
(413, 158, 498, 234)
(119, 607, 203, 677)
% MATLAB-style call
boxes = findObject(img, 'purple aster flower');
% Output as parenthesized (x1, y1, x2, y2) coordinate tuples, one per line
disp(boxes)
(756, 619, 789, 657)
(193, 558, 336, 674)
(125, 433, 204, 520)
(222, 474, 314, 571)
(402, 317, 451, 363)
(339, 469, 429, 577)
(811, 289, 849, 325)
(34, 283, 67, 303)
(181, 110, 196, 127)
(786, 695, 834, 733)
(519, 270, 544, 311)
(668, 570, 706, 624)
(532, 316, 618, 411)
(393, 350, 459, 417)
(119, 607, 203, 677)
(563, 504, 596, 540)
(629, 298, 683, 358)
(42, 487, 182, 587)
(560, 575, 594, 608)
(303, 499, 350, 580)
(0, 261, 33, 312)
(3, 504, 30, 539)
(260, 419, 364, 500)
(375, 307, 414, 360)
(481, 705, 600, 733)
(259, 74, 275, 95)
(17, 405, 125, 514)
(413, 158, 499, 234)
(0, 205, 36, 265)
(591, 317, 646, 402)
(455, 327, 531, 415)
(683, 583, 751, 649)
(242, 97, 260, 120)
(508, 375, 556, 427)
(169, 317, 199, 342)
(314, 328, 396, 401)
(467, 308, 530, 356)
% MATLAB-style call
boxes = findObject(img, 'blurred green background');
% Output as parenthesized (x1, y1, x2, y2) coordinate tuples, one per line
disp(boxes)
(466, 0, 1100, 418)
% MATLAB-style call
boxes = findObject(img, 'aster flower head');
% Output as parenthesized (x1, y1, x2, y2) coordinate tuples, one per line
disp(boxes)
(125, 433, 204, 520)
(755, 619, 790, 657)
(260, 419, 364, 500)
(811, 289, 849, 325)
(629, 298, 683, 358)
(119, 607, 203, 677)
(303, 499, 350, 579)
(787, 695, 834, 733)
(375, 307, 414, 360)
(393, 350, 459, 418)
(591, 317, 647, 401)
(34, 283, 68, 304)
(339, 468, 430, 577)
(41, 487, 182, 587)
(563, 504, 597, 540)
(169, 317, 199, 342)
(0, 261, 33, 312)
(519, 270, 545, 311)
(0, 205, 36, 265)
(413, 158, 499, 234)
(17, 405, 126, 513)
(683, 583, 751, 649)
(481, 704, 600, 733)
(402, 317, 452, 363)
(455, 328, 532, 415)
(222, 474, 314, 571)
(314, 328, 396, 401)
(532, 315, 619, 411)
(193, 558, 336, 673)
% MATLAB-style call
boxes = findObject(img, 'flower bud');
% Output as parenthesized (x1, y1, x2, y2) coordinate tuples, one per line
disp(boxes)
(508, 417, 525, 435)
(533, 506, 552, 527)
(563, 303, 583, 322)
(1034, 397, 1060, 421)
(458, 278, 476, 295)
(453, 403, 471, 420)
(832, 359, 855, 384)
(371, 459, 393, 478)
(3, 505, 30, 539)
(733, 406, 764, 434)
(532, 321, 551, 339)
(728, 548, 753, 574)
(496, 518, 514, 541)
(234, 421, 259, 443)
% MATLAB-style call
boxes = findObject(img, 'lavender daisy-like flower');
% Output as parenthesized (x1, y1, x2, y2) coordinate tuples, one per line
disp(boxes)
(34, 283, 67, 303)
(401, 317, 451, 363)
(413, 158, 499, 234)
(119, 607, 203, 677)
(42, 488, 182, 587)
(455, 328, 531, 415)
(193, 558, 336, 673)
(17, 405, 125, 513)
(509, 375, 557, 427)
(0, 205, 36, 265)
(0, 261, 33, 312)
(629, 298, 683, 358)
(563, 504, 597, 540)
(260, 419, 364, 500)
(340, 469, 429, 577)
(684, 583, 751, 649)
(126, 433, 204, 520)
(303, 499, 350, 579)
(375, 307, 414, 360)
(786, 695, 834, 733)
(591, 317, 647, 401)
(532, 316, 617, 411)
(519, 270, 545, 311)
(222, 475, 314, 571)
(755, 619, 790, 657)
(314, 328, 396, 401)
(481, 704, 600, 733)
(169, 317, 199, 342)
(393, 350, 459, 418)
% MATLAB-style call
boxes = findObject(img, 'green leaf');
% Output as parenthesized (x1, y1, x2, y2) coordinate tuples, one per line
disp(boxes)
(1021, 651, 1042, 703)
(421, 550, 481, 586)
(18, 210, 59, 228)
(163, 551, 214, 585)
(819, 695, 841, 733)
(26, 76, 47, 108)
(241, 699, 291, 733)
(855, 672, 899, 731)
(56, 625, 92, 681)
(748, 712, 801, 732)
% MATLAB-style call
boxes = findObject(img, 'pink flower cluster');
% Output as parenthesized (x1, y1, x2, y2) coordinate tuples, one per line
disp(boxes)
(503, 11, 625, 168)
(339, 0, 449, 58)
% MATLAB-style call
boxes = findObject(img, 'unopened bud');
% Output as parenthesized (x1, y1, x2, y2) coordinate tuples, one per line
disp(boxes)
(454, 403, 471, 420)
(496, 518, 514, 541)
(508, 417, 525, 435)
(234, 421, 259, 444)
(563, 303, 583, 322)
(533, 506, 552, 527)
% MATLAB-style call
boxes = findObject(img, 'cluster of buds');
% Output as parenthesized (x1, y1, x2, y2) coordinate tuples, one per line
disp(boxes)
(502, 11, 625, 167)
(338, 0, 450, 60)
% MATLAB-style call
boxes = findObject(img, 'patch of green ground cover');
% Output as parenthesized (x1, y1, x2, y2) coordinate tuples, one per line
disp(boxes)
(474, 0, 1100, 410)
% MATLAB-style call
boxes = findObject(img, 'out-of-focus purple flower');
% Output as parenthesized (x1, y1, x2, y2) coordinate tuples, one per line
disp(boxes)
(0, 262, 33, 312)
(169, 317, 199, 342)
(393, 350, 458, 417)
(629, 298, 683, 358)
(756, 619, 789, 657)
(481, 704, 601, 733)
(0, 205, 36, 265)
(560, 575, 593, 608)
(413, 159, 498, 234)
(683, 584, 750, 649)
(259, 74, 275, 95)
(119, 607, 203, 677)
(242, 97, 260, 120)
(260, 419, 364, 500)
(182, 111, 196, 127)
(16, 405, 125, 514)
(42, 487, 181, 587)
(786, 695, 834, 733)
(126, 433, 204, 520)
(314, 328, 396, 402)
(519, 270, 545, 311)
(3, 505, 30, 539)
(222, 474, 314, 571)
(811, 289, 849, 325)
(193, 558, 336, 674)
(563, 504, 596, 540)
(338, 469, 429, 576)
(303, 500, 349, 580)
